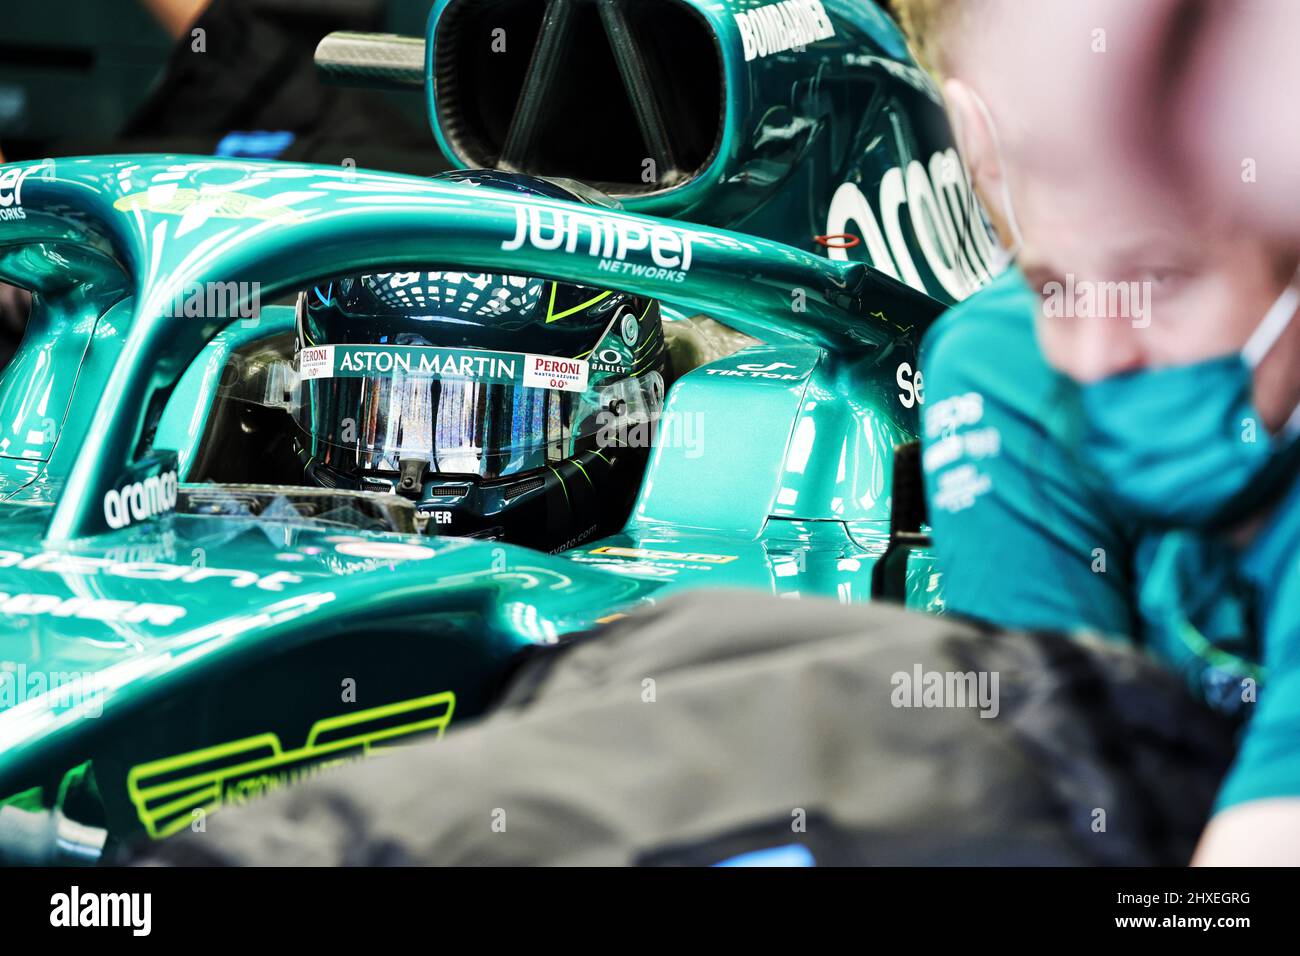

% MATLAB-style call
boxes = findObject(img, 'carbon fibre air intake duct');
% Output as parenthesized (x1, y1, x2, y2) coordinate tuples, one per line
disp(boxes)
(430, 0, 724, 198)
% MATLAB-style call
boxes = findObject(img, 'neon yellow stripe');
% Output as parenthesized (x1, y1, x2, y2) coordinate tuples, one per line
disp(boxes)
(547, 289, 613, 324)
(571, 459, 594, 487)
(633, 340, 664, 372)
(548, 465, 570, 506)
(635, 327, 662, 354)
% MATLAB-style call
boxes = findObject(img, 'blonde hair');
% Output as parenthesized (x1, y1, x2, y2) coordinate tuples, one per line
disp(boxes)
(891, 0, 980, 79)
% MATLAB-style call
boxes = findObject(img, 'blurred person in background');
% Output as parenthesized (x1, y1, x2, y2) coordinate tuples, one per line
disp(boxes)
(0, 0, 442, 170)
(894, 0, 1300, 864)
(94, 0, 443, 171)
(0, 0, 445, 370)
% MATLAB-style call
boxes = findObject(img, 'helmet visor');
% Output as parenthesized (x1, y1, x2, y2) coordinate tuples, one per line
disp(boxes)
(294, 343, 599, 479)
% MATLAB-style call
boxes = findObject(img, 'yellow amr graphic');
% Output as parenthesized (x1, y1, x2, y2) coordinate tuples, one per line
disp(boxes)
(127, 691, 455, 839)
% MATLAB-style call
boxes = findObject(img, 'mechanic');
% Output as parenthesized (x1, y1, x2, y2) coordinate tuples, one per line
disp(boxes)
(286, 171, 666, 554)
(894, 0, 1300, 863)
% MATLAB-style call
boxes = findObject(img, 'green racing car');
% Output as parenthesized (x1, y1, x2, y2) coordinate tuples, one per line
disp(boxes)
(0, 0, 999, 861)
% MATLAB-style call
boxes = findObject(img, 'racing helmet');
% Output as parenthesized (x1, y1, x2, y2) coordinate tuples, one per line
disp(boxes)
(291, 170, 666, 552)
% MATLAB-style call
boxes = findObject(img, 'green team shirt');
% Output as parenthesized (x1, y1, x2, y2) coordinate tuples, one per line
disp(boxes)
(918, 267, 1298, 810)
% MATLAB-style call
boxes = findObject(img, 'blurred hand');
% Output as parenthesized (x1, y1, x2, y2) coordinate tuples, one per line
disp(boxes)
(986, 0, 1300, 252)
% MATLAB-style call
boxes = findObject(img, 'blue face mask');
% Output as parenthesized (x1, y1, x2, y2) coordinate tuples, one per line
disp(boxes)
(1076, 278, 1300, 530)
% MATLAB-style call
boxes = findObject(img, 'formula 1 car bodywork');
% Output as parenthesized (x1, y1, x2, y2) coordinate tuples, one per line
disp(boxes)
(0, 0, 996, 853)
